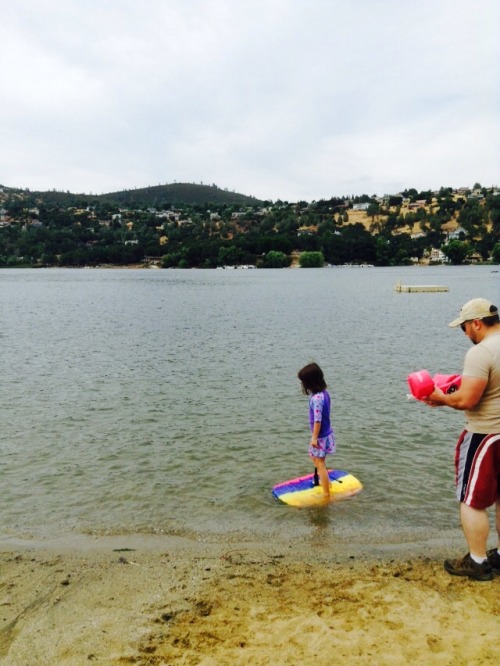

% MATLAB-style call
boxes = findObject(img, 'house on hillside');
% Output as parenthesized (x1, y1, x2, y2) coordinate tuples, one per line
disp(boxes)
(446, 227, 467, 241)
(429, 248, 447, 263)
(408, 200, 427, 210)
(156, 210, 181, 222)
(468, 252, 483, 264)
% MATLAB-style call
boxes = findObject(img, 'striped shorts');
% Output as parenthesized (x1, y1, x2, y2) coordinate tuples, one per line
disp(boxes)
(455, 431, 500, 509)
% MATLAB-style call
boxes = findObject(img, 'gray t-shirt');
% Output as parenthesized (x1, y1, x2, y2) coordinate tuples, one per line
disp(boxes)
(463, 331, 500, 432)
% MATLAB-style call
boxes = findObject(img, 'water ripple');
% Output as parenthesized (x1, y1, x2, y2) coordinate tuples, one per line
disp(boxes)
(1, 265, 497, 547)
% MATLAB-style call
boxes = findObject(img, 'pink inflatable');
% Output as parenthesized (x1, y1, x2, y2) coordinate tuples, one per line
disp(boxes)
(407, 370, 462, 400)
(407, 370, 434, 400)
(433, 373, 461, 394)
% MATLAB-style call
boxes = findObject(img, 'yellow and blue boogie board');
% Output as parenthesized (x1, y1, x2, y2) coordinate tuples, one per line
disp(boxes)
(272, 469, 362, 508)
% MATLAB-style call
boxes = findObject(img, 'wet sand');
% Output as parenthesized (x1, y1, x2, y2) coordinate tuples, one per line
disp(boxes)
(0, 536, 498, 665)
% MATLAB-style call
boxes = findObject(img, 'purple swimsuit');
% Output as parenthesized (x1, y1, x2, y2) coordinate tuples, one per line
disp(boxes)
(308, 390, 336, 459)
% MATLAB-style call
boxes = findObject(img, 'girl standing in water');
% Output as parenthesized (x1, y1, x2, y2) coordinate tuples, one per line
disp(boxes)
(298, 363, 336, 501)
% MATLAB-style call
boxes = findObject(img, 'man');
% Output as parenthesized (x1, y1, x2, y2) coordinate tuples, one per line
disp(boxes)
(424, 298, 500, 582)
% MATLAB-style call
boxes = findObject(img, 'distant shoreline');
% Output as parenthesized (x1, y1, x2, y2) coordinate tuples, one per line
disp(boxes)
(1, 261, 497, 270)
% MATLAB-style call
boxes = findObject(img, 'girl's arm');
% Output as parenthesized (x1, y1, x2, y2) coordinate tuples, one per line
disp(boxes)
(310, 420, 321, 445)
(309, 393, 323, 445)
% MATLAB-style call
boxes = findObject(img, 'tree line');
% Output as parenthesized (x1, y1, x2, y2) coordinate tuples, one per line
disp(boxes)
(0, 185, 499, 268)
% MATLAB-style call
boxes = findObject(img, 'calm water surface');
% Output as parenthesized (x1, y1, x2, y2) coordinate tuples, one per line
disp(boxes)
(1, 265, 498, 551)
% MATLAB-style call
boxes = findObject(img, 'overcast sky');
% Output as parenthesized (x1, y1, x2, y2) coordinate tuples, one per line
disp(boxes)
(1, 1, 499, 202)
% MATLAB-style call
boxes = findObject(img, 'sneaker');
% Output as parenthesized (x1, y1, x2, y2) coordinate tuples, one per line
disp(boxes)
(443, 553, 493, 581)
(486, 548, 500, 573)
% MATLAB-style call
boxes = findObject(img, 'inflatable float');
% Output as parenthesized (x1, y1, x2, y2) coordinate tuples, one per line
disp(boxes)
(407, 370, 462, 401)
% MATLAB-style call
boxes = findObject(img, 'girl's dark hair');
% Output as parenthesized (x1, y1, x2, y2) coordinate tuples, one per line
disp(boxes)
(298, 363, 327, 395)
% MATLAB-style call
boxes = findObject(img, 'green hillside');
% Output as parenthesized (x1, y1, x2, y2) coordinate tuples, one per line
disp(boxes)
(97, 182, 263, 207)
(2, 181, 498, 269)
(1, 182, 263, 208)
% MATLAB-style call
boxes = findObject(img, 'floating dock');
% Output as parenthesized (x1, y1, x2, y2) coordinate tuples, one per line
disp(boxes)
(394, 281, 448, 293)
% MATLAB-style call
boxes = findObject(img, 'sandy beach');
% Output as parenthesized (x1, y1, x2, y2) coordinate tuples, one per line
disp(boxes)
(0, 536, 498, 665)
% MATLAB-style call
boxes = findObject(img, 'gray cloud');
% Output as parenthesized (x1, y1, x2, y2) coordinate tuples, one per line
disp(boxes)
(1, 0, 498, 201)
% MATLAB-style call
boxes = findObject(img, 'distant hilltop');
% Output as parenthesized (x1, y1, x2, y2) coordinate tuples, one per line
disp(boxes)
(100, 182, 264, 207)
(0, 182, 263, 207)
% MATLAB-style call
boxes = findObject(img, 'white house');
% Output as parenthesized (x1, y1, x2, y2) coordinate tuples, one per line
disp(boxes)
(430, 248, 447, 263)
(447, 227, 467, 241)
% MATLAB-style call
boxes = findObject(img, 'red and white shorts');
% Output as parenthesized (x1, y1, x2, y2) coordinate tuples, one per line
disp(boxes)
(455, 431, 500, 509)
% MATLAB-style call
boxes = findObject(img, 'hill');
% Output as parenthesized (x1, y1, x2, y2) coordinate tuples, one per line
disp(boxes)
(1, 181, 498, 268)
(97, 182, 263, 207)
(0, 182, 263, 208)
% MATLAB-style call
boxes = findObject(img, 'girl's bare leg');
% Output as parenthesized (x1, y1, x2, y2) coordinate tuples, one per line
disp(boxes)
(313, 457, 331, 498)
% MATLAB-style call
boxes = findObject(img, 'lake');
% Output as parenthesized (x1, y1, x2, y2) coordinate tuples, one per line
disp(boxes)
(1, 265, 498, 553)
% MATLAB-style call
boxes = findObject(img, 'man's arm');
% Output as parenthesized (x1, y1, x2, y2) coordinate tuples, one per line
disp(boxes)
(425, 375, 488, 410)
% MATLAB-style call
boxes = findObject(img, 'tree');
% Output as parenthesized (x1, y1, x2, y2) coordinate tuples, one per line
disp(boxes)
(374, 237, 391, 265)
(441, 240, 470, 265)
(217, 245, 242, 266)
(299, 251, 324, 267)
(491, 243, 500, 264)
(366, 203, 380, 221)
(458, 200, 486, 233)
(262, 250, 290, 268)
(402, 188, 418, 201)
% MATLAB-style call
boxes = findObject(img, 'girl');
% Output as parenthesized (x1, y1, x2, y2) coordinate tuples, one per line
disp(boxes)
(298, 363, 336, 501)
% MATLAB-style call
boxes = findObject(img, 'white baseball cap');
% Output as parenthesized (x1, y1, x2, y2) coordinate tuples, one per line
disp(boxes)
(448, 298, 498, 328)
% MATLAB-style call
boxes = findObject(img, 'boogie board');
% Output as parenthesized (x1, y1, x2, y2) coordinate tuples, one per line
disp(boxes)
(272, 469, 362, 508)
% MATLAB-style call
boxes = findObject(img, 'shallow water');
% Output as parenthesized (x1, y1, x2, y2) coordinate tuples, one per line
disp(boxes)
(1, 265, 498, 549)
